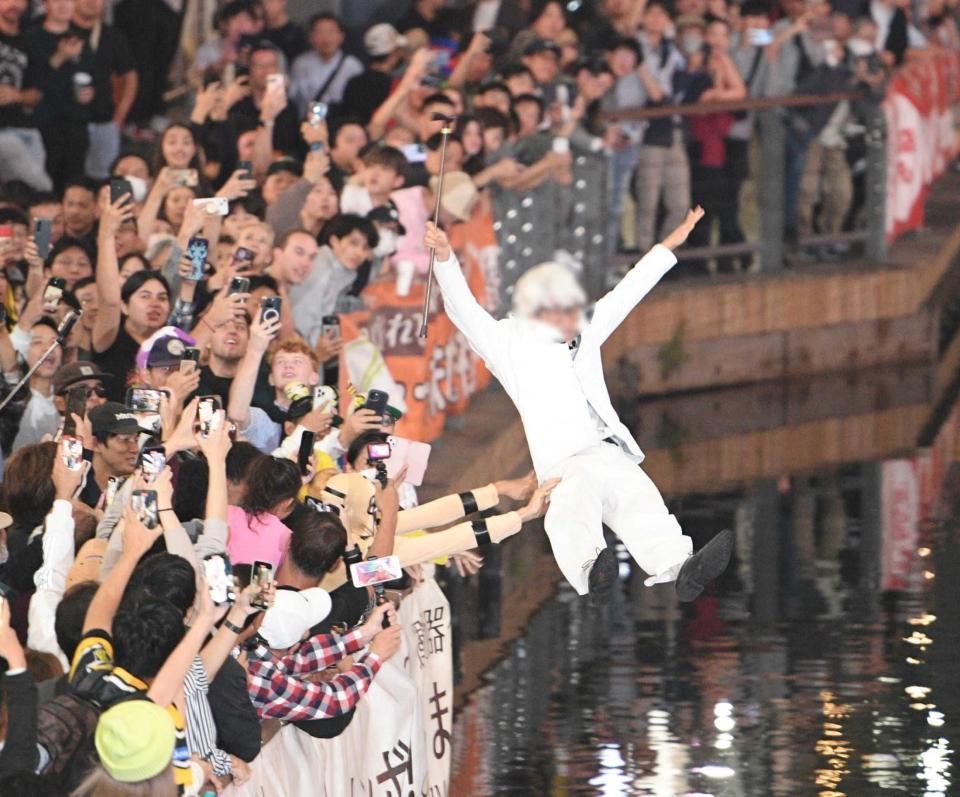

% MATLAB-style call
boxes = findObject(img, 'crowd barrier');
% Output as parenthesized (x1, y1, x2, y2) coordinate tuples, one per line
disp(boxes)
(225, 575, 453, 796)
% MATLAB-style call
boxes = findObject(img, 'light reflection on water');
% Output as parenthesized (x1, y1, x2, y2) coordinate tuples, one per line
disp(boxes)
(452, 468, 957, 796)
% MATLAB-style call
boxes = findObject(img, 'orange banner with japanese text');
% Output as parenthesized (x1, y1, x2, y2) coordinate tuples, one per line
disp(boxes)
(337, 211, 496, 442)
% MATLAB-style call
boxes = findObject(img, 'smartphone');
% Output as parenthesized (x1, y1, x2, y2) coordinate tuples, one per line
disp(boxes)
(43, 276, 65, 311)
(61, 384, 89, 438)
(321, 314, 340, 340)
(227, 275, 250, 295)
(362, 389, 389, 417)
(170, 168, 199, 187)
(139, 443, 166, 482)
(61, 435, 84, 471)
(431, 50, 450, 70)
(313, 384, 337, 412)
(385, 436, 432, 487)
(748, 27, 774, 46)
(186, 236, 208, 281)
(203, 553, 237, 606)
(259, 295, 281, 324)
(34, 218, 52, 260)
(367, 441, 391, 462)
(266, 73, 284, 93)
(104, 475, 122, 507)
(198, 395, 222, 436)
(131, 489, 159, 530)
(109, 177, 133, 206)
(0, 225, 12, 252)
(250, 560, 274, 610)
(179, 346, 200, 374)
(192, 197, 229, 216)
(126, 387, 167, 413)
(349, 555, 403, 588)
(400, 142, 428, 163)
(236, 160, 253, 181)
(298, 430, 316, 476)
(308, 101, 328, 126)
(233, 246, 255, 267)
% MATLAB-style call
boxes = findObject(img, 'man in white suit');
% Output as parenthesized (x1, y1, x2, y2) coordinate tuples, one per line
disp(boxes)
(424, 208, 733, 599)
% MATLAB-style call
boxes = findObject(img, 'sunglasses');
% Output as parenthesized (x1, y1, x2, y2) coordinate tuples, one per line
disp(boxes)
(58, 383, 107, 398)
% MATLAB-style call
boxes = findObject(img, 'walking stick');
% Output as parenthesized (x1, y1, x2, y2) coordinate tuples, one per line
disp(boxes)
(419, 113, 455, 339)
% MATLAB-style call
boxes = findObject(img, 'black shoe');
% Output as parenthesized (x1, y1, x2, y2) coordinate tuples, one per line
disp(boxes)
(675, 529, 734, 602)
(586, 547, 617, 599)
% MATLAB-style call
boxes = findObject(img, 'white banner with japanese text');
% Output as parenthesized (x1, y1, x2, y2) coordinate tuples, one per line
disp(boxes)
(225, 577, 452, 797)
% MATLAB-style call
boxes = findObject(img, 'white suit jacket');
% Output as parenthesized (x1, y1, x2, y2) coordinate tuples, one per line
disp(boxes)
(434, 244, 677, 478)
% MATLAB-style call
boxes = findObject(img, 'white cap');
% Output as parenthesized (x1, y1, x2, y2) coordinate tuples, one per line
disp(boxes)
(429, 171, 479, 223)
(512, 261, 587, 319)
(259, 587, 333, 649)
(364, 23, 408, 57)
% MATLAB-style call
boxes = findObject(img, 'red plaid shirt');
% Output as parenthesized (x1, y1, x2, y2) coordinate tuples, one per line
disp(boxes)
(245, 627, 382, 721)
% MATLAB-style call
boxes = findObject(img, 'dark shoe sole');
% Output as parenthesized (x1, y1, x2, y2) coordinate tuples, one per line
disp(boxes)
(675, 529, 734, 602)
(588, 547, 618, 599)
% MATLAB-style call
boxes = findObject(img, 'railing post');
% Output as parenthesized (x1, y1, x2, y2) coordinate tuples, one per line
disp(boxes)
(865, 101, 888, 263)
(758, 108, 786, 272)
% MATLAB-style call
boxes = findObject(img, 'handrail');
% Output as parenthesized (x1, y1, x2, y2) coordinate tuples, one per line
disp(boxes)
(597, 89, 864, 122)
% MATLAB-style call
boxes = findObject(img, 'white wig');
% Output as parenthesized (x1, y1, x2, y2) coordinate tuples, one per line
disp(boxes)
(511, 261, 587, 319)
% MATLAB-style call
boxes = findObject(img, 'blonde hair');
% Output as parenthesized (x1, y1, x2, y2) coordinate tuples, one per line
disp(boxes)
(70, 765, 176, 797)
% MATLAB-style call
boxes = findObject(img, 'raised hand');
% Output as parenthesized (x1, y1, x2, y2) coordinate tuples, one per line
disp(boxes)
(424, 222, 451, 261)
(661, 206, 705, 251)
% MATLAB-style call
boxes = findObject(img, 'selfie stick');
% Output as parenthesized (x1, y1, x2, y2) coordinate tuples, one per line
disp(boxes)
(419, 113, 456, 339)
(0, 311, 81, 415)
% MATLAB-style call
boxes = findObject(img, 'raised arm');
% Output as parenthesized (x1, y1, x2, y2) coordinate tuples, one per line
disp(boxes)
(92, 194, 135, 353)
(227, 313, 279, 430)
(424, 222, 505, 368)
(83, 505, 164, 635)
(589, 207, 703, 344)
(396, 474, 535, 534)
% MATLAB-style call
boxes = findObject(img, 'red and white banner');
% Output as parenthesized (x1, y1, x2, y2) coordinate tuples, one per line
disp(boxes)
(884, 51, 960, 243)
(880, 458, 922, 590)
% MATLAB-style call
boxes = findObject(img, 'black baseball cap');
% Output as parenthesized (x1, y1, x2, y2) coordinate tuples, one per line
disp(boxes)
(90, 402, 148, 436)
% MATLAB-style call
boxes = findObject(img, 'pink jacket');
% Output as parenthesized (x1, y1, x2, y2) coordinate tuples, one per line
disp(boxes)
(226, 505, 291, 568)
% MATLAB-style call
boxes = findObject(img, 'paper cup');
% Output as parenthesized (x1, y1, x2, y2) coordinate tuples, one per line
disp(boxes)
(395, 259, 415, 297)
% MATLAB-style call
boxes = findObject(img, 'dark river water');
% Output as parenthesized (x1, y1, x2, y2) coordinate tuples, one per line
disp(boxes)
(450, 373, 960, 796)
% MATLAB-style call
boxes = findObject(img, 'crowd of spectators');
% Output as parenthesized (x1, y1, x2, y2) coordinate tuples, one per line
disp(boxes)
(0, 0, 956, 793)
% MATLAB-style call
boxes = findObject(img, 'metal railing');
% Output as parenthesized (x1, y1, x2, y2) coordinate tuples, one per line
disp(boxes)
(491, 88, 888, 307)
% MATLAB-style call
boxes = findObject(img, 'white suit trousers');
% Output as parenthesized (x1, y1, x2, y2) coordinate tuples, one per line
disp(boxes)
(543, 443, 692, 595)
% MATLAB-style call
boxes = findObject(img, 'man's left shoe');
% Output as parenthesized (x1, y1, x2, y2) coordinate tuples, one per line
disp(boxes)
(675, 529, 734, 602)
(586, 547, 618, 600)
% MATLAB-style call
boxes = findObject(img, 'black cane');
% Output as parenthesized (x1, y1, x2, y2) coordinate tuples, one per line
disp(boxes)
(419, 113, 455, 339)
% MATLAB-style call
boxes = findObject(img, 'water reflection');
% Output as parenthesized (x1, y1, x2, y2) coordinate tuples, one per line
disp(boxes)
(452, 376, 960, 796)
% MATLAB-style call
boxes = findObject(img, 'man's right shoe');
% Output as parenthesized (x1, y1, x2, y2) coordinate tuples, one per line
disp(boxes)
(675, 529, 734, 602)
(587, 547, 618, 599)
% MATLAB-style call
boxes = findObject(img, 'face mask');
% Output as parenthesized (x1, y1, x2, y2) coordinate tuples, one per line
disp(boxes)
(126, 175, 148, 203)
(824, 50, 841, 68)
(848, 38, 875, 57)
(374, 228, 398, 258)
(681, 33, 703, 55)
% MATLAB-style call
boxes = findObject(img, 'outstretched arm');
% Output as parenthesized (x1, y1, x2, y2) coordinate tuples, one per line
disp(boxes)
(590, 207, 704, 344)
(425, 222, 505, 368)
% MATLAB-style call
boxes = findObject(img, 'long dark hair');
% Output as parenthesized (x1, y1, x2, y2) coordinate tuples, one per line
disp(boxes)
(239, 456, 302, 517)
